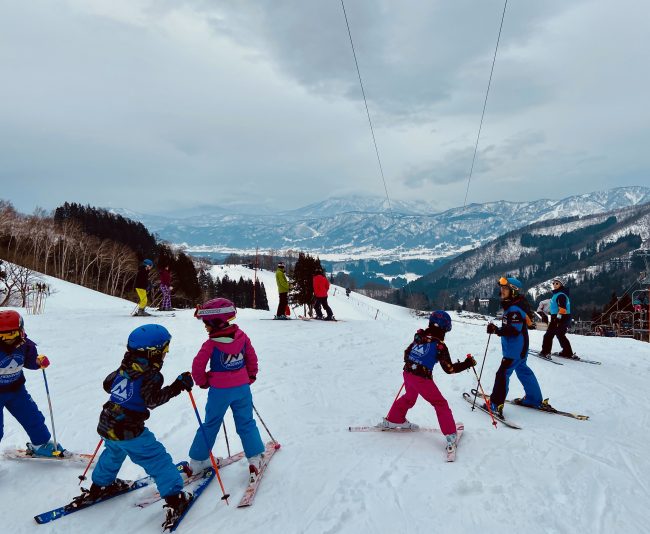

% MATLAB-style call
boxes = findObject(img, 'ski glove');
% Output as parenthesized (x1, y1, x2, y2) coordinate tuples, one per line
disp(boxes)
(454, 354, 477, 373)
(36, 355, 50, 369)
(176, 372, 194, 391)
(249, 375, 257, 384)
(486, 323, 501, 335)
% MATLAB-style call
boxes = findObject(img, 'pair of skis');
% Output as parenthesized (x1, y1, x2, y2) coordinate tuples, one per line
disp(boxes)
(529, 349, 601, 365)
(464, 390, 589, 429)
(32, 442, 280, 530)
(348, 421, 464, 462)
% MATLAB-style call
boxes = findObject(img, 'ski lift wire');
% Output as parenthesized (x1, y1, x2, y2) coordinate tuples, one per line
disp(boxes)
(340, 0, 393, 216)
(341, 0, 414, 296)
(443, 0, 508, 311)
(463, 0, 508, 209)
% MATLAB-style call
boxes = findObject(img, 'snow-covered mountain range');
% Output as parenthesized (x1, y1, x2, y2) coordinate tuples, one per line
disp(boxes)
(407, 200, 650, 309)
(110, 186, 650, 260)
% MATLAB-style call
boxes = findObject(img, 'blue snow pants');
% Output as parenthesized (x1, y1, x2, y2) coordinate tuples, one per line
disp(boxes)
(189, 384, 265, 461)
(92, 428, 183, 498)
(0, 385, 50, 445)
(491, 356, 543, 408)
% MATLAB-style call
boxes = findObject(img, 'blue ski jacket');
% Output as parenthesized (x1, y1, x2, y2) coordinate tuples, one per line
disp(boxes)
(0, 337, 40, 393)
(495, 296, 529, 360)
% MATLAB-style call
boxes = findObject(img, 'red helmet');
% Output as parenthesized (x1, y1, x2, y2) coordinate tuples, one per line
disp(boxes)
(0, 310, 25, 343)
(194, 298, 237, 328)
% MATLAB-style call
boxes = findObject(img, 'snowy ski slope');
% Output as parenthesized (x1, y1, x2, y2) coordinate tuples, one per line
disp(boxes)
(2, 266, 650, 534)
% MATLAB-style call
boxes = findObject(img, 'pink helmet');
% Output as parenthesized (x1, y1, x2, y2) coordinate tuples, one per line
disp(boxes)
(195, 298, 237, 328)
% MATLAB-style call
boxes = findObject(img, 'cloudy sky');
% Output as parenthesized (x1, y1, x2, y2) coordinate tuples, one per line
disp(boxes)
(1, 0, 648, 216)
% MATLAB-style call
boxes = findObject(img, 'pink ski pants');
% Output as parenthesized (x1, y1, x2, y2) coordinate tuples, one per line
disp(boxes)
(387, 371, 457, 435)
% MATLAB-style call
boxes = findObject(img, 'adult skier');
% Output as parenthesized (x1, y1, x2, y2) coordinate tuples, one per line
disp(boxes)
(134, 259, 154, 316)
(0, 310, 66, 456)
(189, 298, 266, 482)
(539, 276, 574, 357)
(486, 277, 544, 416)
(312, 267, 334, 320)
(83, 324, 194, 528)
(381, 311, 476, 456)
(274, 262, 290, 319)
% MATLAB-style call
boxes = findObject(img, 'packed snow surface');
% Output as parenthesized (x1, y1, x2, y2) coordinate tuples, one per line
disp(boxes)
(2, 266, 650, 534)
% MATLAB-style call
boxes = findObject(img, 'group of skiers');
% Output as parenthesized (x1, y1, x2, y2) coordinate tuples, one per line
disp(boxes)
(0, 297, 267, 528)
(380, 274, 575, 456)
(134, 260, 174, 317)
(0, 263, 575, 525)
(274, 262, 335, 320)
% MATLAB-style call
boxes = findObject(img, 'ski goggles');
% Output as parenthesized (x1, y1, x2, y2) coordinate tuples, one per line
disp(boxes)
(0, 330, 22, 342)
(498, 277, 509, 287)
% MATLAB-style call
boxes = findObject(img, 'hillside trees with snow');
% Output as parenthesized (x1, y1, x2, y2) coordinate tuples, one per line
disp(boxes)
(0, 201, 202, 307)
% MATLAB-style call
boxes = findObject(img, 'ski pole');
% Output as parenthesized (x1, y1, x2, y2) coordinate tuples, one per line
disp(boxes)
(222, 421, 231, 458)
(471, 332, 492, 409)
(41, 369, 61, 457)
(187, 390, 230, 504)
(386, 383, 404, 418)
(252, 404, 278, 444)
(79, 439, 103, 484)
(470, 365, 498, 428)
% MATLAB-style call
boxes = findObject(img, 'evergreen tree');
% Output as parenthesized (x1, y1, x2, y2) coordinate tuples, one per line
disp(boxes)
(289, 252, 323, 307)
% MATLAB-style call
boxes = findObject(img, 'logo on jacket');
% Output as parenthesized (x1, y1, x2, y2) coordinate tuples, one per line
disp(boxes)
(409, 344, 431, 364)
(0, 356, 23, 383)
(221, 351, 245, 371)
(110, 377, 133, 403)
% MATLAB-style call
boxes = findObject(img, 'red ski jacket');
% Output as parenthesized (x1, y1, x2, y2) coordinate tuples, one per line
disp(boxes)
(313, 274, 330, 298)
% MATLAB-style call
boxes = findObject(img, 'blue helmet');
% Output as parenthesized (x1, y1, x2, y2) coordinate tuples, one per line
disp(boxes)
(143, 259, 154, 267)
(429, 310, 452, 332)
(127, 324, 171, 353)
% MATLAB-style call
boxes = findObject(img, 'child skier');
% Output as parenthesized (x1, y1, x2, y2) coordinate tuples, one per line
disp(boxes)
(158, 263, 173, 311)
(80, 324, 194, 528)
(0, 310, 65, 456)
(380, 311, 476, 454)
(189, 298, 266, 482)
(486, 277, 545, 416)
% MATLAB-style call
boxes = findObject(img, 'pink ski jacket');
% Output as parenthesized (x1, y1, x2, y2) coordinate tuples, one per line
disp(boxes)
(191, 325, 258, 389)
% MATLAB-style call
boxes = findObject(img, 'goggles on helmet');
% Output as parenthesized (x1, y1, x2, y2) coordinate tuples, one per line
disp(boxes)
(194, 305, 236, 319)
(0, 330, 23, 342)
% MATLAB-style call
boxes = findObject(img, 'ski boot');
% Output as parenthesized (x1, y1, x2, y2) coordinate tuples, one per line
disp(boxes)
(162, 491, 193, 530)
(248, 453, 265, 483)
(537, 351, 552, 360)
(513, 396, 535, 407)
(189, 458, 212, 474)
(26, 440, 66, 457)
(377, 418, 419, 431)
(69, 479, 131, 509)
(484, 401, 504, 418)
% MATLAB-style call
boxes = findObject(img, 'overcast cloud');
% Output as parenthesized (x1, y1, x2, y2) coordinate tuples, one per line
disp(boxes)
(1, 0, 648, 215)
